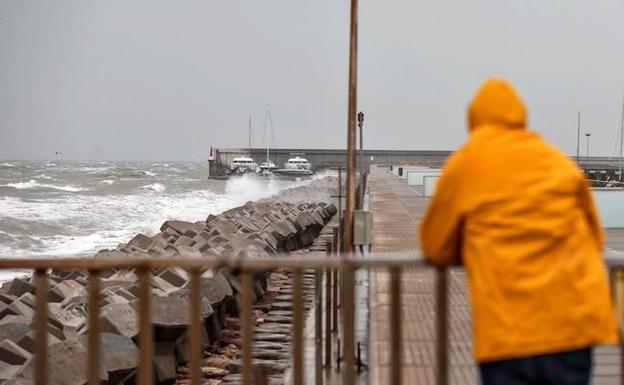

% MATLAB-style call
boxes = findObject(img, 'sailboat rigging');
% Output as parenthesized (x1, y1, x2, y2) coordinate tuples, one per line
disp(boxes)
(258, 108, 277, 174)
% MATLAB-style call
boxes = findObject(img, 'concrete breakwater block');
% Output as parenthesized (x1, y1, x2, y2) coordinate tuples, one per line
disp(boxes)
(0, 339, 30, 381)
(100, 302, 139, 339)
(0, 178, 337, 384)
(21, 339, 96, 385)
(78, 333, 138, 384)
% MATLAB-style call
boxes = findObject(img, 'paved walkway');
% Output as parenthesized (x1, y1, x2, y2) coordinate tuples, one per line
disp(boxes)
(367, 166, 621, 385)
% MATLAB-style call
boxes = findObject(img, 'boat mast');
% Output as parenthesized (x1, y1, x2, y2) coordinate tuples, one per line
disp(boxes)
(576, 112, 580, 164)
(262, 107, 274, 165)
(248, 115, 252, 157)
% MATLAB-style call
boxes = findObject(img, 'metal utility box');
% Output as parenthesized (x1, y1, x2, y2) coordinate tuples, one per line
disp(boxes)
(424, 175, 440, 197)
(353, 210, 373, 246)
(593, 189, 624, 228)
(406, 169, 442, 186)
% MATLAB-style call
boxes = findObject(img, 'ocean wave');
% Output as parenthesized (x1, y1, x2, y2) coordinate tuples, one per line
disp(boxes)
(0, 162, 15, 168)
(0, 217, 66, 236)
(79, 166, 107, 173)
(36, 174, 53, 180)
(44, 162, 56, 167)
(0, 164, 316, 257)
(2, 179, 87, 192)
(0, 189, 227, 256)
(113, 169, 157, 178)
(101, 179, 115, 185)
(0, 231, 13, 243)
(140, 183, 166, 192)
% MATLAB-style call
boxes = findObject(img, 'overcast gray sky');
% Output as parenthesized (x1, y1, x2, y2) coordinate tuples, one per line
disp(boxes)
(1, 0, 624, 160)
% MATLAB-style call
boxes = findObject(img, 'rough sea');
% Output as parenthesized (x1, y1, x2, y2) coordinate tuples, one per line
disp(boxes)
(0, 160, 320, 260)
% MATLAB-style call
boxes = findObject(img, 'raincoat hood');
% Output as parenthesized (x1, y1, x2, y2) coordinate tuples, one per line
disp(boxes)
(468, 78, 527, 131)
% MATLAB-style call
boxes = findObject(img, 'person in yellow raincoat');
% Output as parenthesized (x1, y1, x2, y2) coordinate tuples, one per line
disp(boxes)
(420, 78, 617, 385)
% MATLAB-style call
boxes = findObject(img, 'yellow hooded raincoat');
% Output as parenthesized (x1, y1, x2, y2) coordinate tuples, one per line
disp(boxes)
(420, 79, 617, 362)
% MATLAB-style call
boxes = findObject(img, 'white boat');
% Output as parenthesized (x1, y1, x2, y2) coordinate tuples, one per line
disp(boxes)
(284, 156, 311, 170)
(230, 157, 257, 174)
(256, 160, 278, 175)
(272, 167, 314, 180)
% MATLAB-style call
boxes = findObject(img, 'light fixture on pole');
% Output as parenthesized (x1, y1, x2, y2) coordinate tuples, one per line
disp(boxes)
(584, 132, 592, 162)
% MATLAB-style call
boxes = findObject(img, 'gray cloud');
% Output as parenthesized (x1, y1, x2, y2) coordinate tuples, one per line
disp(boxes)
(1, 0, 623, 160)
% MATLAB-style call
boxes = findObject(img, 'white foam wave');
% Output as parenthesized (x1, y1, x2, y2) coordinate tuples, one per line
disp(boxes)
(0, 189, 232, 257)
(44, 162, 56, 167)
(225, 175, 282, 203)
(0, 162, 15, 167)
(142, 170, 157, 177)
(140, 183, 166, 192)
(101, 180, 115, 185)
(224, 173, 320, 205)
(36, 174, 52, 180)
(3, 179, 86, 192)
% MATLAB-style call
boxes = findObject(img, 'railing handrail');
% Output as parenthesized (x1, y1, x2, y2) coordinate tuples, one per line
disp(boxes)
(1, 249, 623, 270)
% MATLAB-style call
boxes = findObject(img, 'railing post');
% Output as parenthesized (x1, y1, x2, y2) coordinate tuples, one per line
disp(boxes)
(241, 270, 254, 385)
(256, 365, 270, 385)
(87, 270, 101, 385)
(315, 267, 323, 385)
(189, 268, 202, 385)
(337, 166, 343, 250)
(325, 242, 333, 367)
(332, 227, 339, 333)
(435, 267, 449, 385)
(34, 269, 48, 385)
(389, 267, 402, 385)
(293, 269, 304, 385)
(342, 261, 356, 385)
(137, 265, 153, 385)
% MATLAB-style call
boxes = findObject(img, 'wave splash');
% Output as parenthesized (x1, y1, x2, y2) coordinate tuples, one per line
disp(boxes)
(140, 183, 166, 192)
(2, 179, 87, 192)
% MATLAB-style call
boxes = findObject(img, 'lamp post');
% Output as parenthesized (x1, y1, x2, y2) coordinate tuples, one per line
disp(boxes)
(344, 0, 359, 253)
(584, 132, 592, 162)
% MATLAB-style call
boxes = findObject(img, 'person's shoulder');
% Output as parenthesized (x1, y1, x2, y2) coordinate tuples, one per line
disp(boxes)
(442, 142, 470, 173)
(530, 130, 581, 172)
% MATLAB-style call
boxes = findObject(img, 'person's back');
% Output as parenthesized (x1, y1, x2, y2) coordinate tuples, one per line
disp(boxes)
(420, 78, 617, 385)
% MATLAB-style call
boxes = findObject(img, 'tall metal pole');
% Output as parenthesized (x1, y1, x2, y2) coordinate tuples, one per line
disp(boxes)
(344, 0, 359, 253)
(576, 112, 580, 163)
(585, 133, 591, 162)
(619, 97, 624, 182)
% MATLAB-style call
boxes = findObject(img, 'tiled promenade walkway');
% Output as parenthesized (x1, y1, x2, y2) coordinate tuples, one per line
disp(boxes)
(367, 166, 621, 385)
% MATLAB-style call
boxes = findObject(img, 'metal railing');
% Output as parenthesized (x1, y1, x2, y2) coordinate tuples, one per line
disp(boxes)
(2, 249, 624, 385)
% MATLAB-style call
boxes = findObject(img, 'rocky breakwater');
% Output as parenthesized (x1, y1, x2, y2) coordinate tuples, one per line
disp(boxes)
(0, 177, 337, 385)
